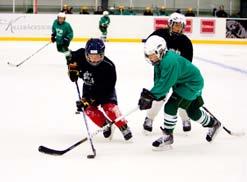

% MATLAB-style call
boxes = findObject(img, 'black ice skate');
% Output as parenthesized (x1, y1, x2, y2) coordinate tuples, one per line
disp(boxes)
(182, 119, 191, 132)
(103, 124, 112, 139)
(143, 117, 153, 135)
(120, 125, 133, 141)
(152, 129, 174, 150)
(206, 119, 221, 142)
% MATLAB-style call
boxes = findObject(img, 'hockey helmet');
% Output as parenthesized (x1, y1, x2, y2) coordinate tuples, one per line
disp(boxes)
(85, 38, 105, 66)
(168, 12, 186, 33)
(144, 35, 167, 65)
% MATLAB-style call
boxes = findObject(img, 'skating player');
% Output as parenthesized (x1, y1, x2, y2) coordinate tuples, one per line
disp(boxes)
(143, 12, 193, 134)
(51, 12, 73, 54)
(66, 38, 132, 141)
(99, 11, 110, 41)
(138, 35, 221, 149)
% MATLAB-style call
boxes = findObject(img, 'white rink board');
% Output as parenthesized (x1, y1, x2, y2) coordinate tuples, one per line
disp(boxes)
(0, 14, 246, 41)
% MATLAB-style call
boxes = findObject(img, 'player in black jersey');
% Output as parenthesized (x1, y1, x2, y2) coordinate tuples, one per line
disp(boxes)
(67, 38, 132, 141)
(143, 12, 194, 134)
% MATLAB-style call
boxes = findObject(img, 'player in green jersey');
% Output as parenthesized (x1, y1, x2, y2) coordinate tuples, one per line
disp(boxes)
(138, 35, 221, 150)
(99, 11, 110, 41)
(51, 12, 73, 53)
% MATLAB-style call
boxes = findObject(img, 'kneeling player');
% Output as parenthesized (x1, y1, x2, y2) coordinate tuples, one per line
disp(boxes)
(66, 38, 132, 141)
(138, 36, 221, 149)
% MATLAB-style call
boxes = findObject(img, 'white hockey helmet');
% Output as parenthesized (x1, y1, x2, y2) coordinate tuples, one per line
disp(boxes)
(144, 35, 167, 65)
(168, 12, 186, 32)
(57, 12, 66, 18)
(103, 11, 109, 16)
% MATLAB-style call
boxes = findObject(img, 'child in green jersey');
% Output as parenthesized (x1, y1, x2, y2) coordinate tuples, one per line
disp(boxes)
(138, 35, 221, 150)
(51, 12, 73, 53)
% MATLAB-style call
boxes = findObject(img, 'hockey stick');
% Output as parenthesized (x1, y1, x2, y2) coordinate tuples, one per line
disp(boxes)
(38, 106, 138, 156)
(74, 81, 96, 158)
(7, 42, 51, 67)
(203, 106, 245, 137)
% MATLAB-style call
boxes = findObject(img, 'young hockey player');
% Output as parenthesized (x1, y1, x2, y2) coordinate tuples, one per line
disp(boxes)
(99, 11, 110, 41)
(51, 12, 73, 53)
(138, 35, 221, 149)
(66, 38, 132, 141)
(143, 12, 193, 134)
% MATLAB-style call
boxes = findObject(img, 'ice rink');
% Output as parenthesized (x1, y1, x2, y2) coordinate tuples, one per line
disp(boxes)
(0, 41, 247, 182)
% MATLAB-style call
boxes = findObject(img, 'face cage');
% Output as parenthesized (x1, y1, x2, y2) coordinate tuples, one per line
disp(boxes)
(169, 22, 185, 34)
(144, 50, 164, 66)
(85, 53, 104, 66)
(57, 17, 66, 24)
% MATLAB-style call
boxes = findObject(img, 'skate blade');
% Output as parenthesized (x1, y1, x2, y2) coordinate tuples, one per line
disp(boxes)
(108, 125, 116, 141)
(152, 144, 173, 151)
(142, 129, 152, 136)
(124, 138, 134, 144)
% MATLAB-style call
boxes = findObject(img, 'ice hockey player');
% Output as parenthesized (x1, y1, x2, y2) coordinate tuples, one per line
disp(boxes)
(143, 12, 193, 134)
(138, 35, 221, 149)
(99, 11, 110, 41)
(51, 12, 73, 54)
(66, 38, 132, 141)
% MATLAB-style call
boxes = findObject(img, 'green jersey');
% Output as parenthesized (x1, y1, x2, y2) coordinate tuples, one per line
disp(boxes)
(150, 51, 204, 101)
(52, 19, 73, 45)
(99, 16, 110, 27)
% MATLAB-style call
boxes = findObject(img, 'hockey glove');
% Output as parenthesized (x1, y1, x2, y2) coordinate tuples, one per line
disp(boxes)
(62, 37, 70, 46)
(68, 63, 79, 82)
(76, 97, 95, 111)
(65, 51, 72, 64)
(138, 88, 155, 110)
(51, 33, 56, 43)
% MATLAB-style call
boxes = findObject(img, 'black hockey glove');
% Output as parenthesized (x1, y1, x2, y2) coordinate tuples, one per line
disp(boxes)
(51, 33, 56, 43)
(138, 88, 155, 110)
(76, 98, 95, 111)
(68, 63, 79, 82)
(62, 37, 70, 46)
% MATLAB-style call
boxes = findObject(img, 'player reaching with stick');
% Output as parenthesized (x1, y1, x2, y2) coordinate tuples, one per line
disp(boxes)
(138, 35, 221, 150)
(66, 38, 132, 141)
(143, 12, 193, 134)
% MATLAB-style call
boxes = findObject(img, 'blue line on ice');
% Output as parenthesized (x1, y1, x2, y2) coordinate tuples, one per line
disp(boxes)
(195, 56, 247, 76)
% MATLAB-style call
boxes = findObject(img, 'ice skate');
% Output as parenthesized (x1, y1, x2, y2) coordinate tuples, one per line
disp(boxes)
(182, 119, 191, 132)
(103, 121, 113, 139)
(206, 118, 221, 142)
(120, 124, 133, 141)
(152, 130, 173, 151)
(143, 117, 153, 135)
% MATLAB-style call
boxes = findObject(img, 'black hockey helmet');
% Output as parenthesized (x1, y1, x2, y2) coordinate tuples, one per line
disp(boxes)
(85, 38, 105, 66)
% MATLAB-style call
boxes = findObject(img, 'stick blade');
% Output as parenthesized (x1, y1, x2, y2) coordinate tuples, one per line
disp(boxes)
(231, 131, 245, 137)
(38, 145, 66, 156)
(7, 62, 18, 67)
(87, 154, 96, 159)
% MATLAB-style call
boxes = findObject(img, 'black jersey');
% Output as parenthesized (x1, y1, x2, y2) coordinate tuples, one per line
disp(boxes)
(148, 28, 193, 62)
(70, 48, 117, 105)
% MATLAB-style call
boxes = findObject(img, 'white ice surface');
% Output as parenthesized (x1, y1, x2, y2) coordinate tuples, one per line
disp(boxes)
(0, 42, 247, 182)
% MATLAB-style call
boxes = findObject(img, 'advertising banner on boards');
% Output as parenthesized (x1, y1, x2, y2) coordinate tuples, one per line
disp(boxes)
(226, 19, 247, 38)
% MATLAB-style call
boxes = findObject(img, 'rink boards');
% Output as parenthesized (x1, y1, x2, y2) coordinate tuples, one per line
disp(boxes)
(0, 14, 247, 44)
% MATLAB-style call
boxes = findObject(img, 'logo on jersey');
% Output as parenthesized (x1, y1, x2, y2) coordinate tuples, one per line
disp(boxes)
(56, 28, 64, 37)
(83, 71, 95, 85)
